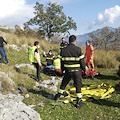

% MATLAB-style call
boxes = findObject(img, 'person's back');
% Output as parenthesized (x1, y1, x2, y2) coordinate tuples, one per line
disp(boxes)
(55, 35, 86, 109)
(61, 43, 85, 71)
(53, 55, 62, 76)
(53, 55, 61, 70)
(0, 37, 7, 47)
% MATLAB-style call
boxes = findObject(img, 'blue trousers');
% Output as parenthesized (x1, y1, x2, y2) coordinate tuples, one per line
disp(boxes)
(0, 47, 8, 63)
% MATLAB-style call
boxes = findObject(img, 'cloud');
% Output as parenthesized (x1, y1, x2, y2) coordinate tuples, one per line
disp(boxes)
(0, 0, 34, 28)
(89, 5, 120, 29)
(50, 0, 70, 4)
(38, 0, 78, 4)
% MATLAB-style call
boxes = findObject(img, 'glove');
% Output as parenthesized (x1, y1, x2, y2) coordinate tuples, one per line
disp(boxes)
(43, 51, 46, 55)
(90, 56, 92, 62)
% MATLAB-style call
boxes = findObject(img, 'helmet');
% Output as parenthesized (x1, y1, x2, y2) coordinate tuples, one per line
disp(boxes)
(57, 55, 60, 58)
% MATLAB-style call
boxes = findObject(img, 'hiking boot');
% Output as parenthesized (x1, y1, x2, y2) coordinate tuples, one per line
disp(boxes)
(63, 91, 68, 97)
(75, 98, 83, 109)
(54, 91, 68, 100)
(54, 93, 62, 100)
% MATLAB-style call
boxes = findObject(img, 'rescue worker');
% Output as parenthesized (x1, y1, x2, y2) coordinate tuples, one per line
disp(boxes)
(43, 50, 55, 66)
(85, 40, 94, 71)
(60, 37, 68, 50)
(29, 41, 42, 82)
(0, 33, 9, 64)
(53, 55, 62, 75)
(54, 35, 86, 109)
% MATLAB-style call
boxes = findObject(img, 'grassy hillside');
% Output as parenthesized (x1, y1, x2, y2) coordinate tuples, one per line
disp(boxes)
(0, 30, 120, 120)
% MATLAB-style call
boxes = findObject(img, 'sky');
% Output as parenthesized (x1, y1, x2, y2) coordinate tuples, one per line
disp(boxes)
(0, 0, 120, 35)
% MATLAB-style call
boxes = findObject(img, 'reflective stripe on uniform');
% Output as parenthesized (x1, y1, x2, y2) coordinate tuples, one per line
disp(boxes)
(62, 55, 84, 61)
(79, 55, 84, 59)
(29, 54, 34, 57)
(60, 46, 64, 48)
(58, 89, 64, 94)
(76, 93, 82, 98)
(62, 57, 79, 61)
(46, 57, 53, 59)
(60, 46, 67, 49)
(64, 64, 80, 67)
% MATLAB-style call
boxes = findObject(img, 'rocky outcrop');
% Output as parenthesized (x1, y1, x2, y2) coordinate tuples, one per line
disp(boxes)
(0, 72, 16, 91)
(15, 63, 36, 71)
(38, 77, 62, 92)
(5, 44, 20, 51)
(0, 71, 41, 120)
(0, 93, 41, 120)
(0, 64, 62, 119)
(5, 44, 30, 52)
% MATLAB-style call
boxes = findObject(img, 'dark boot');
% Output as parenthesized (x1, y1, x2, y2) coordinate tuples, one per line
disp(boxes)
(54, 91, 68, 100)
(75, 97, 83, 109)
(63, 91, 68, 97)
(54, 93, 62, 100)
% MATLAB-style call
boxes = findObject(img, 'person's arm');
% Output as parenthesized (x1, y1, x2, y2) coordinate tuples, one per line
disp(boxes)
(90, 45, 94, 58)
(35, 52, 42, 67)
(60, 49, 64, 72)
(85, 46, 87, 58)
(43, 51, 47, 57)
(79, 48, 86, 72)
(2, 38, 7, 44)
(53, 55, 55, 59)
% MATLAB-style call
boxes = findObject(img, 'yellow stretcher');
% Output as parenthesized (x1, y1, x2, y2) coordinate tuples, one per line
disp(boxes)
(58, 83, 115, 104)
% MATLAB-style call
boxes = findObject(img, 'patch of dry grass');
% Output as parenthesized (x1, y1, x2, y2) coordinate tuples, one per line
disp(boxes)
(81, 46, 120, 68)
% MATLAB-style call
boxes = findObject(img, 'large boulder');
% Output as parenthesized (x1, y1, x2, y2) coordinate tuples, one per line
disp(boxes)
(0, 72, 16, 91)
(0, 93, 41, 120)
(15, 63, 36, 71)
(38, 77, 62, 92)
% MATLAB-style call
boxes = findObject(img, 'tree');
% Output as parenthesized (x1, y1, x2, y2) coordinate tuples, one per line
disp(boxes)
(23, 23, 41, 38)
(110, 27, 120, 50)
(25, 2, 77, 41)
(88, 27, 114, 50)
(14, 25, 24, 36)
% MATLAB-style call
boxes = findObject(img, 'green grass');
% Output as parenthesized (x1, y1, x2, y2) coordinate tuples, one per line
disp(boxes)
(1, 47, 120, 120)
(0, 30, 120, 120)
(22, 68, 120, 120)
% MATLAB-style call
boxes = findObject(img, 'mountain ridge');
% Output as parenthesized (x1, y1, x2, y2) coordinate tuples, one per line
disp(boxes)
(76, 26, 115, 46)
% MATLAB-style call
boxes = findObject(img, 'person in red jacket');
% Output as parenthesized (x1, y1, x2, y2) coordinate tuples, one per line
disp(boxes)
(85, 40, 94, 71)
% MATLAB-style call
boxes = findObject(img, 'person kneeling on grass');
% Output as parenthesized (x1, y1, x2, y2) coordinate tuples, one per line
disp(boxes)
(53, 55, 62, 76)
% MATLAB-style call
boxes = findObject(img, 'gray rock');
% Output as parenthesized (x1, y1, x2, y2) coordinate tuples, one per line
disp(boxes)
(0, 72, 16, 91)
(15, 63, 36, 71)
(5, 44, 20, 51)
(38, 77, 62, 92)
(37, 102, 45, 107)
(24, 94, 29, 98)
(0, 93, 41, 120)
